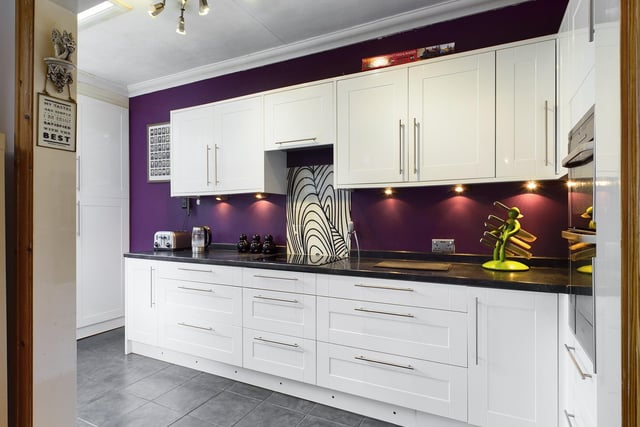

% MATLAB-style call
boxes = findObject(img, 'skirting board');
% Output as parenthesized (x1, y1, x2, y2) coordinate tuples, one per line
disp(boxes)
(77, 317, 124, 340)
(126, 340, 467, 427)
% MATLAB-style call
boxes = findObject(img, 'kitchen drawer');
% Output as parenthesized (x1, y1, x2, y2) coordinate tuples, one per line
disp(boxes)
(243, 288, 316, 339)
(317, 296, 467, 366)
(161, 280, 242, 327)
(158, 261, 241, 285)
(242, 267, 316, 294)
(243, 328, 316, 384)
(160, 317, 242, 366)
(317, 274, 467, 312)
(317, 342, 467, 422)
(563, 337, 597, 427)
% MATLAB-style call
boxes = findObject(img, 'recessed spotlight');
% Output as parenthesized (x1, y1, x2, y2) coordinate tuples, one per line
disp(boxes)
(383, 188, 394, 197)
(255, 193, 268, 200)
(525, 181, 538, 191)
(453, 184, 465, 194)
(214, 195, 228, 201)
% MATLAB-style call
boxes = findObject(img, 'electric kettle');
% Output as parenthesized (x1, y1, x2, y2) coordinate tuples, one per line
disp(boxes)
(191, 226, 212, 252)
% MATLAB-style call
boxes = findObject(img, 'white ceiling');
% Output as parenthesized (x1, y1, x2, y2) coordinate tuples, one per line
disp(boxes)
(64, 0, 533, 96)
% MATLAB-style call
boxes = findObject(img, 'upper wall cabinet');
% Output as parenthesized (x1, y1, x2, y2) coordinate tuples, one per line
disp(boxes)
(408, 52, 496, 182)
(335, 68, 408, 186)
(495, 40, 557, 180)
(171, 104, 215, 196)
(171, 96, 286, 197)
(264, 81, 335, 151)
(335, 51, 496, 188)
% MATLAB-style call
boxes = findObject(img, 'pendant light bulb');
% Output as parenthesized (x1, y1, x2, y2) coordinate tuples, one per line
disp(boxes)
(199, 0, 210, 15)
(176, 15, 186, 35)
(148, 1, 165, 17)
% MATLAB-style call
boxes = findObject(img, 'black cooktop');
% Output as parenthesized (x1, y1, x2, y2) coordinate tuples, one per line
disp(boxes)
(253, 253, 345, 266)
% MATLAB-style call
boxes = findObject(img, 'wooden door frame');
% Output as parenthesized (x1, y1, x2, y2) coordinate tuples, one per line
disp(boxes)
(621, 2, 640, 426)
(12, 0, 34, 426)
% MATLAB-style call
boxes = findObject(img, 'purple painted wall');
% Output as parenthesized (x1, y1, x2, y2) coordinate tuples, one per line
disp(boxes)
(129, 0, 569, 257)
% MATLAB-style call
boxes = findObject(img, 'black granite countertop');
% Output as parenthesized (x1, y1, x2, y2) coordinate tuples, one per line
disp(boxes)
(125, 245, 569, 294)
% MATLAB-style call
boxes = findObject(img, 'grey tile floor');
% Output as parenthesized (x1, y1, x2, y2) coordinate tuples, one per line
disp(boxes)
(77, 328, 399, 427)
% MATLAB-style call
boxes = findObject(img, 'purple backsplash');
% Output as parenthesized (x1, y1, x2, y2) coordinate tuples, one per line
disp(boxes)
(129, 0, 569, 257)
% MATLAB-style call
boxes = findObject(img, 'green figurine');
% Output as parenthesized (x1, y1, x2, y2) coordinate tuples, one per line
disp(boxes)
(482, 206, 530, 271)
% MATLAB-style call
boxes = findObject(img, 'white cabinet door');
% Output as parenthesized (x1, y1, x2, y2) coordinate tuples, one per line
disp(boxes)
(170, 105, 215, 196)
(77, 199, 128, 330)
(317, 342, 467, 421)
(264, 82, 335, 150)
(243, 328, 316, 384)
(125, 258, 158, 346)
(77, 95, 129, 199)
(496, 40, 557, 180)
(243, 288, 316, 339)
(335, 68, 408, 186)
(317, 296, 467, 366)
(213, 96, 264, 193)
(468, 288, 558, 427)
(408, 52, 495, 182)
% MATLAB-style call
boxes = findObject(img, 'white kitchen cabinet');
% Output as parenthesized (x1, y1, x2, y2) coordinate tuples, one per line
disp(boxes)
(264, 81, 335, 151)
(243, 328, 317, 384)
(496, 40, 557, 180)
(467, 288, 558, 427)
(408, 52, 496, 182)
(125, 258, 159, 346)
(242, 267, 316, 294)
(171, 97, 286, 197)
(317, 296, 467, 367)
(170, 104, 215, 196)
(243, 288, 316, 339)
(76, 94, 129, 338)
(335, 68, 408, 186)
(317, 342, 467, 422)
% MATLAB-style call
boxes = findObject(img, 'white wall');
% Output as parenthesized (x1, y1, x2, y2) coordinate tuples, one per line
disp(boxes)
(33, 1, 77, 425)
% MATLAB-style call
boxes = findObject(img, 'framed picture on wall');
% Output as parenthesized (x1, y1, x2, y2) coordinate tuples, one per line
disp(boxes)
(36, 92, 77, 152)
(147, 122, 170, 182)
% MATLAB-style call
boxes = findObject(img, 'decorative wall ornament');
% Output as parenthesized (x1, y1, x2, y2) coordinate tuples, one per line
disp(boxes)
(286, 165, 351, 257)
(147, 122, 171, 182)
(43, 29, 76, 97)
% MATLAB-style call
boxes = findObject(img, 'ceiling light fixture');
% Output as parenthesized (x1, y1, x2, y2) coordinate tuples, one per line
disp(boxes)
(148, 0, 209, 35)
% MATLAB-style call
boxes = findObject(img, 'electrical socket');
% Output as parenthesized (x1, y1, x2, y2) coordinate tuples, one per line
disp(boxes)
(432, 238, 455, 254)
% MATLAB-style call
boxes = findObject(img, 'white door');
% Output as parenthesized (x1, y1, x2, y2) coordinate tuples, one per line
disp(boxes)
(468, 288, 558, 427)
(125, 259, 158, 346)
(213, 96, 263, 193)
(76, 95, 129, 337)
(496, 40, 557, 179)
(335, 68, 408, 186)
(170, 105, 215, 196)
(409, 52, 495, 182)
(264, 82, 335, 150)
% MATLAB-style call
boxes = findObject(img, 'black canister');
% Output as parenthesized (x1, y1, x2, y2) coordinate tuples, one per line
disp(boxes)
(249, 234, 263, 253)
(262, 234, 275, 254)
(237, 233, 250, 253)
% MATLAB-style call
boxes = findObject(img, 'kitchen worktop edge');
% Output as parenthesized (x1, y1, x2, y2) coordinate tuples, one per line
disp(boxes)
(124, 248, 569, 294)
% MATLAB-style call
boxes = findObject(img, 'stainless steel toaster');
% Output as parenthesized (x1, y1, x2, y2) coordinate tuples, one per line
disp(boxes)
(153, 230, 191, 250)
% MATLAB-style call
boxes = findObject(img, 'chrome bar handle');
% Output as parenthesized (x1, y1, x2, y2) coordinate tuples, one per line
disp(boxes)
(355, 355, 414, 370)
(178, 322, 213, 331)
(354, 307, 414, 318)
(76, 155, 80, 191)
(149, 266, 154, 308)
(564, 409, 576, 427)
(206, 145, 211, 185)
(253, 274, 299, 281)
(544, 100, 549, 166)
(76, 201, 81, 236)
(588, 0, 595, 42)
(275, 137, 317, 145)
(398, 119, 403, 175)
(354, 283, 414, 292)
(565, 344, 593, 379)
(178, 285, 213, 292)
(475, 297, 479, 365)
(413, 118, 419, 174)
(254, 336, 299, 348)
(178, 267, 214, 273)
(254, 295, 299, 304)
(214, 144, 220, 184)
